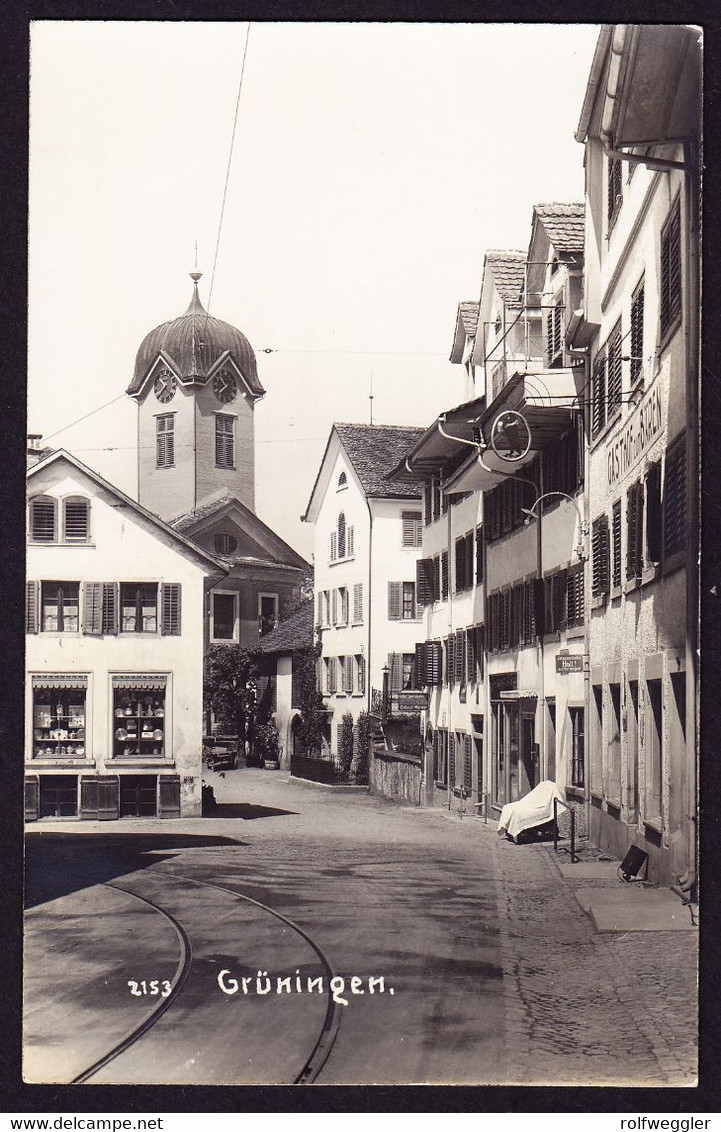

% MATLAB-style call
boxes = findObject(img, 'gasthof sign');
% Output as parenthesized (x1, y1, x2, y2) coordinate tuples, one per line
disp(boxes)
(606, 382, 663, 489)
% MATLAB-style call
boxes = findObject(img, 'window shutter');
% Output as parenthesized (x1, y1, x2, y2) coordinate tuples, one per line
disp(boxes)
(465, 535, 474, 589)
(663, 439, 686, 558)
(330, 531, 337, 561)
(159, 775, 181, 819)
(455, 538, 465, 592)
(476, 624, 485, 681)
(402, 510, 422, 547)
(80, 776, 99, 819)
(388, 581, 402, 620)
(328, 658, 336, 694)
(331, 589, 337, 625)
(592, 352, 606, 440)
(612, 500, 622, 588)
(463, 734, 473, 789)
(592, 516, 610, 597)
(64, 498, 89, 542)
(607, 323, 622, 415)
(24, 776, 39, 822)
(388, 652, 402, 692)
(102, 583, 118, 634)
(661, 204, 682, 337)
(415, 642, 427, 687)
(353, 583, 363, 623)
(416, 558, 434, 606)
(161, 583, 182, 635)
(429, 641, 442, 686)
(347, 525, 354, 556)
(646, 461, 662, 564)
(26, 580, 39, 634)
(441, 551, 449, 599)
(82, 582, 103, 635)
(344, 655, 353, 694)
(97, 776, 120, 821)
(475, 526, 484, 583)
(631, 281, 645, 385)
(447, 634, 455, 687)
(466, 628, 475, 683)
(317, 592, 323, 625)
(358, 656, 366, 696)
(30, 497, 56, 542)
(448, 735, 456, 788)
(342, 589, 349, 625)
(455, 629, 465, 683)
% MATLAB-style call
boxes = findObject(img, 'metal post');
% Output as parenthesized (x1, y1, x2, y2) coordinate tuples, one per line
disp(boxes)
(553, 797, 559, 852)
(570, 806, 576, 864)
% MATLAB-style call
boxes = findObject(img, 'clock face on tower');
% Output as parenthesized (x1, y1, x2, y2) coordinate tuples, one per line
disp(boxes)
(213, 369, 237, 404)
(153, 368, 176, 403)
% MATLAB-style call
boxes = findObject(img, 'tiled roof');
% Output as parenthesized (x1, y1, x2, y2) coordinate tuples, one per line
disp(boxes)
(533, 202, 585, 253)
(486, 251, 527, 304)
(335, 423, 426, 498)
(171, 494, 233, 533)
(257, 602, 314, 655)
(459, 301, 480, 337)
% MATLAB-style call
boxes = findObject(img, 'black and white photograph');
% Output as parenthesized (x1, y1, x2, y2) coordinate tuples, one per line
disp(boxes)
(23, 20, 701, 1091)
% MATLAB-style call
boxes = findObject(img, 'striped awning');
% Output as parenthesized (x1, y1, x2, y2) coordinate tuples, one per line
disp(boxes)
(32, 674, 88, 689)
(112, 675, 168, 690)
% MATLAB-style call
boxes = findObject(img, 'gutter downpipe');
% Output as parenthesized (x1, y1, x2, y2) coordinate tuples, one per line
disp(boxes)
(364, 494, 373, 726)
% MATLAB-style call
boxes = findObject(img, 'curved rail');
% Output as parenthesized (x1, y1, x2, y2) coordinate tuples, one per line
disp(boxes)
(71, 872, 342, 1086)
(169, 872, 342, 1084)
(71, 882, 192, 1085)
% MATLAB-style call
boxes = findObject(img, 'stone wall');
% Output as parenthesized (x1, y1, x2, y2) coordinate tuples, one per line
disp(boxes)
(369, 749, 423, 805)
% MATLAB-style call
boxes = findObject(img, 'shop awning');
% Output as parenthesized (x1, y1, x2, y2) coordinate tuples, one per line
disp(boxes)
(32, 674, 88, 689)
(112, 675, 168, 690)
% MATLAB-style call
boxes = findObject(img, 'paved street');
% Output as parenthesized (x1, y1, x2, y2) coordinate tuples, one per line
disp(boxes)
(24, 769, 697, 1087)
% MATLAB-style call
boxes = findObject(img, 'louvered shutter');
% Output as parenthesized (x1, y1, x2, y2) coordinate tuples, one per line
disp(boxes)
(330, 531, 337, 561)
(630, 281, 645, 385)
(353, 583, 363, 623)
(26, 580, 39, 634)
(465, 535, 474, 589)
(448, 734, 456, 788)
(476, 624, 484, 681)
(102, 583, 118, 634)
(331, 589, 337, 625)
(416, 558, 434, 606)
(592, 517, 610, 597)
(388, 582, 402, 620)
(64, 498, 89, 542)
(342, 588, 349, 625)
(317, 592, 323, 625)
(388, 652, 402, 692)
(429, 641, 442, 686)
(347, 526, 354, 556)
(663, 440, 686, 558)
(402, 510, 421, 547)
(328, 658, 336, 694)
(447, 634, 455, 687)
(424, 483, 432, 525)
(415, 642, 427, 688)
(463, 734, 473, 789)
(345, 655, 353, 694)
(30, 497, 56, 542)
(661, 205, 681, 337)
(475, 526, 484, 583)
(612, 500, 622, 588)
(82, 582, 103, 635)
(466, 628, 475, 683)
(441, 551, 449, 599)
(607, 323, 622, 415)
(646, 461, 662, 564)
(455, 629, 465, 683)
(592, 352, 606, 439)
(358, 656, 366, 695)
(161, 583, 182, 635)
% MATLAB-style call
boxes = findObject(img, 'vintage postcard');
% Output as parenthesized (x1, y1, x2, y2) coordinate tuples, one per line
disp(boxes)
(24, 21, 700, 1090)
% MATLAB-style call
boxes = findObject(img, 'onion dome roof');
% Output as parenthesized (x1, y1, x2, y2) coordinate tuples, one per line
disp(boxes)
(127, 273, 265, 399)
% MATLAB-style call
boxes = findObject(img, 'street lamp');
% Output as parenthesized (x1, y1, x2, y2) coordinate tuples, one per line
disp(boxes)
(521, 492, 588, 562)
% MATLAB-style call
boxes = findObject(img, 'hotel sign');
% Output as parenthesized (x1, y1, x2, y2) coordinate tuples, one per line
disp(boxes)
(606, 383, 663, 489)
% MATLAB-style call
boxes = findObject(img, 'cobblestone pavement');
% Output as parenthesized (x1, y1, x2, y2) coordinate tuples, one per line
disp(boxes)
(491, 833, 698, 1086)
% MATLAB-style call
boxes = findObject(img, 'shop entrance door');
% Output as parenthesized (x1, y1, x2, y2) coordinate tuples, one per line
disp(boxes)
(520, 712, 539, 795)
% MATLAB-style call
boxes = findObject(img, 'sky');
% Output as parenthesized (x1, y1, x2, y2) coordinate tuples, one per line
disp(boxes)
(28, 21, 600, 561)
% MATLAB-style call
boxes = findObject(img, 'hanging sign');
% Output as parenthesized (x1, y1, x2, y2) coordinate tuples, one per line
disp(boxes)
(490, 410, 532, 462)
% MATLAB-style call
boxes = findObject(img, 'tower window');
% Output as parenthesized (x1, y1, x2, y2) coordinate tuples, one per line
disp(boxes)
(215, 415, 235, 469)
(156, 415, 175, 468)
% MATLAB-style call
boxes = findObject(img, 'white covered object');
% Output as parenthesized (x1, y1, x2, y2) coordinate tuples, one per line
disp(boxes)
(497, 780, 566, 840)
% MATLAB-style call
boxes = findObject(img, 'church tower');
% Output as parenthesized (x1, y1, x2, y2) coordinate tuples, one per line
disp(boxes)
(127, 273, 265, 522)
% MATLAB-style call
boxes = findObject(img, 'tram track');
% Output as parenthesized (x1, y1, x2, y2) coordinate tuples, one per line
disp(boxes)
(71, 871, 342, 1086)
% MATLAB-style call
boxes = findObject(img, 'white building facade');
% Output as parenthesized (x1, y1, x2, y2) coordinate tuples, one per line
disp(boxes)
(26, 451, 227, 820)
(303, 424, 427, 753)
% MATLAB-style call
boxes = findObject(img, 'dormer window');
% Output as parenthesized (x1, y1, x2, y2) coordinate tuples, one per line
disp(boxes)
(29, 496, 57, 542)
(63, 497, 90, 542)
(214, 532, 238, 555)
(337, 471, 347, 489)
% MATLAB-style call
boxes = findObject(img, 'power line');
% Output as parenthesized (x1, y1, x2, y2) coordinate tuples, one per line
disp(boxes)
(260, 347, 447, 357)
(41, 394, 127, 443)
(205, 22, 252, 325)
